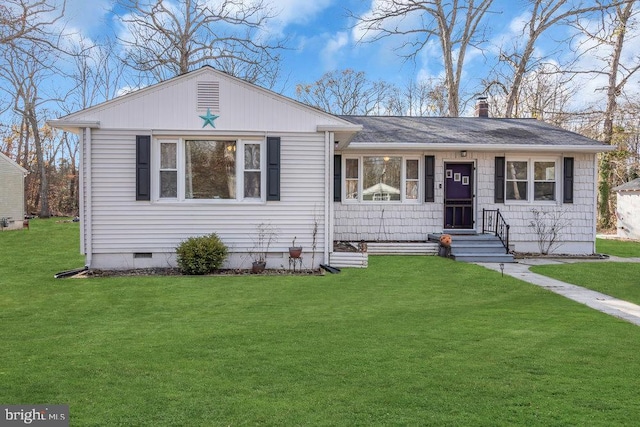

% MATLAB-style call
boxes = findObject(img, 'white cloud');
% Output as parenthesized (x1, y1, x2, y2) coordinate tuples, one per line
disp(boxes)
(320, 31, 350, 71)
(59, 0, 114, 37)
(352, 0, 422, 44)
(272, 0, 335, 27)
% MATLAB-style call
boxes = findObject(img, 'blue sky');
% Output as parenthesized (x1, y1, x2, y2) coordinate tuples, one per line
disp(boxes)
(41, 0, 640, 115)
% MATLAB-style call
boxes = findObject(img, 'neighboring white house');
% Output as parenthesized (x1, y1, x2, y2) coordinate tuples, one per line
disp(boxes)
(0, 151, 27, 230)
(49, 66, 614, 270)
(613, 178, 640, 240)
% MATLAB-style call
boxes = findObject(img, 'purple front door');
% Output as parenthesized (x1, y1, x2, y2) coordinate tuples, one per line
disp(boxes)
(444, 163, 474, 229)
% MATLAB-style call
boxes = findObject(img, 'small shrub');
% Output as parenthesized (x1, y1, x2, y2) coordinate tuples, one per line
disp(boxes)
(528, 208, 568, 255)
(176, 233, 228, 275)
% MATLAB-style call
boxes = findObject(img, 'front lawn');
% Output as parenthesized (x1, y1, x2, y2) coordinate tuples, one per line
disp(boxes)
(531, 239, 640, 305)
(2, 220, 640, 425)
(531, 262, 640, 306)
(597, 237, 640, 258)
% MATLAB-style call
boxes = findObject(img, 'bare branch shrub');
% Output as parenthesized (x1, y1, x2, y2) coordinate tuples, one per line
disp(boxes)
(528, 208, 568, 255)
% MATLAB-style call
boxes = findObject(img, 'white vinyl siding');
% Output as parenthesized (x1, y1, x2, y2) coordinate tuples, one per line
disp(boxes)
(87, 130, 327, 268)
(60, 68, 352, 133)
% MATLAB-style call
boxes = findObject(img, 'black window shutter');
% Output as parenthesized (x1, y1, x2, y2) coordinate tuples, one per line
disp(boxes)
(495, 157, 505, 203)
(425, 155, 435, 202)
(334, 155, 342, 202)
(563, 157, 574, 203)
(136, 135, 151, 201)
(266, 137, 281, 201)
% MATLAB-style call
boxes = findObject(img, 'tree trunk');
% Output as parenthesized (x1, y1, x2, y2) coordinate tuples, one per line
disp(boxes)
(27, 109, 50, 218)
(598, 2, 633, 230)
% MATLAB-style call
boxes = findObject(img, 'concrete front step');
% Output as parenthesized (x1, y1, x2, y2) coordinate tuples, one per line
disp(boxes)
(428, 232, 514, 263)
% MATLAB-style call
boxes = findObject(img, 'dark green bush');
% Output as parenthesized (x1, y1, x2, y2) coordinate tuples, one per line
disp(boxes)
(176, 233, 228, 275)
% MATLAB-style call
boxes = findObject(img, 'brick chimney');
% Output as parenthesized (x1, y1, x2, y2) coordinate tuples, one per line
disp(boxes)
(475, 97, 489, 118)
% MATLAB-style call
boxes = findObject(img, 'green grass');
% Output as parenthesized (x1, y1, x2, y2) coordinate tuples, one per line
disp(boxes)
(3, 220, 640, 425)
(531, 262, 640, 306)
(530, 239, 640, 306)
(597, 237, 640, 258)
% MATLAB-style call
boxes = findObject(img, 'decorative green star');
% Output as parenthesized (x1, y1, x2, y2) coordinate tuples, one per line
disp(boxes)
(199, 108, 219, 128)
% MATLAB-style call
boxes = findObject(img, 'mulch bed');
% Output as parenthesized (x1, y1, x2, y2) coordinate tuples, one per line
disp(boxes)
(513, 253, 609, 260)
(83, 267, 322, 278)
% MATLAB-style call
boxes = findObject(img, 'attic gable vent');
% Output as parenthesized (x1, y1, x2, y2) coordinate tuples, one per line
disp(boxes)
(197, 81, 220, 111)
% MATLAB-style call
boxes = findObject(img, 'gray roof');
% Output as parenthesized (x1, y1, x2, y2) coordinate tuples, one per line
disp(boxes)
(339, 116, 608, 147)
(613, 178, 640, 192)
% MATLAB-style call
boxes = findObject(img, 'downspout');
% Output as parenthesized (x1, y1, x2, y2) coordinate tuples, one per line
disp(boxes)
(592, 154, 598, 254)
(324, 131, 333, 265)
(84, 127, 93, 268)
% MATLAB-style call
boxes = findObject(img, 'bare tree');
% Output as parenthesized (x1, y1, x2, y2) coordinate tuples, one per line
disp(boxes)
(484, 62, 577, 121)
(63, 37, 129, 111)
(0, 0, 65, 46)
(0, 42, 62, 217)
(571, 0, 640, 228)
(117, 0, 285, 87)
(353, 0, 494, 117)
(519, 64, 577, 126)
(493, 0, 627, 118)
(295, 69, 394, 115)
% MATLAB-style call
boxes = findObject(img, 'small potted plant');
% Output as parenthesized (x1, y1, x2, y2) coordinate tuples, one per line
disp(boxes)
(289, 236, 302, 259)
(250, 223, 278, 273)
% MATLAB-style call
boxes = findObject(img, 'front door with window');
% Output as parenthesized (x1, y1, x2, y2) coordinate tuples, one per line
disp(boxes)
(444, 162, 474, 229)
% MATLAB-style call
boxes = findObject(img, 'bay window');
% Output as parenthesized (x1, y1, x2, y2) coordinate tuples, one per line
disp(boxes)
(344, 156, 420, 203)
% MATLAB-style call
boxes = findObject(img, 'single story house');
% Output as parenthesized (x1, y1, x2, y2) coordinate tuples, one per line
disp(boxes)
(613, 178, 640, 240)
(0, 151, 27, 230)
(49, 66, 614, 270)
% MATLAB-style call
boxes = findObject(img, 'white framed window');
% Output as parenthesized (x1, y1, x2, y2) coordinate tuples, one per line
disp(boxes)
(159, 141, 177, 198)
(533, 161, 556, 201)
(243, 143, 261, 199)
(154, 138, 265, 202)
(345, 158, 359, 200)
(506, 158, 557, 202)
(344, 155, 421, 203)
(405, 159, 419, 200)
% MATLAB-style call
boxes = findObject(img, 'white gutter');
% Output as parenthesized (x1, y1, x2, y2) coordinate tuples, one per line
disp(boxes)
(324, 131, 333, 265)
(47, 120, 100, 134)
(317, 124, 363, 132)
(343, 143, 617, 153)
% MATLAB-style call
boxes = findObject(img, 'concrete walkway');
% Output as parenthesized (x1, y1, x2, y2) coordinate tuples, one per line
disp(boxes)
(477, 256, 640, 326)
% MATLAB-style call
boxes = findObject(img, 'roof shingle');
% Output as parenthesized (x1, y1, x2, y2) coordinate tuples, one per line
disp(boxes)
(339, 116, 608, 147)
